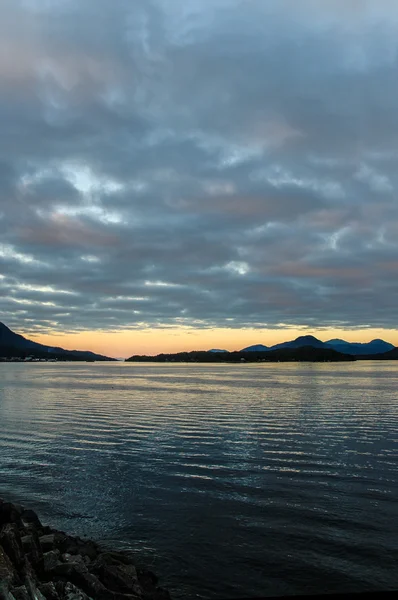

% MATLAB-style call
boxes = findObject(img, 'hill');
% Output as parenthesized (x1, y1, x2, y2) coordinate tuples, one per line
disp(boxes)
(240, 344, 269, 352)
(0, 322, 114, 361)
(358, 347, 398, 360)
(239, 336, 394, 356)
(326, 338, 394, 355)
(270, 335, 327, 351)
(126, 346, 355, 363)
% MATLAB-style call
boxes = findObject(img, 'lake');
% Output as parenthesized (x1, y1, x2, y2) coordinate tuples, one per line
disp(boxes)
(0, 361, 397, 599)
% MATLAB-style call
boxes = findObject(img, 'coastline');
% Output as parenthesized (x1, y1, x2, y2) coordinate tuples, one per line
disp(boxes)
(0, 498, 171, 600)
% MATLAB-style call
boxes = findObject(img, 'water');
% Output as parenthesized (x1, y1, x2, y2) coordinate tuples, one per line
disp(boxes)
(0, 361, 397, 599)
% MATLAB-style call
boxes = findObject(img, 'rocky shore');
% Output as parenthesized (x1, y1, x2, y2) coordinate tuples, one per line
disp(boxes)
(0, 498, 171, 600)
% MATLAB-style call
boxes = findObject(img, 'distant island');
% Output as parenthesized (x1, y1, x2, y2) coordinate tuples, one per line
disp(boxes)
(126, 335, 398, 363)
(0, 322, 115, 362)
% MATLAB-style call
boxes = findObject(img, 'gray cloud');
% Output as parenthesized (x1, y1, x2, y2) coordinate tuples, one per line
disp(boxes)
(1, 0, 398, 336)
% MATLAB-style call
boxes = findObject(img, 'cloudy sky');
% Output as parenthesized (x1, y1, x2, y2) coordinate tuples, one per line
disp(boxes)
(1, 0, 398, 357)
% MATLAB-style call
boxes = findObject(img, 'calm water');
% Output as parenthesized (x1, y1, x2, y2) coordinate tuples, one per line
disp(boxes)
(0, 361, 397, 599)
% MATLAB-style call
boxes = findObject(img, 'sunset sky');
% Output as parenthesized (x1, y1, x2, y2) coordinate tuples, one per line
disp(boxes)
(1, 0, 398, 358)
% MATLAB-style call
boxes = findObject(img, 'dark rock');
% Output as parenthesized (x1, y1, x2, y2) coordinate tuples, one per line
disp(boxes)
(51, 561, 76, 578)
(41, 526, 53, 535)
(10, 586, 29, 600)
(0, 503, 22, 528)
(20, 531, 42, 567)
(72, 571, 108, 599)
(38, 582, 61, 600)
(54, 581, 66, 597)
(137, 569, 158, 587)
(152, 589, 172, 600)
(96, 563, 141, 595)
(63, 582, 92, 600)
(0, 500, 171, 600)
(61, 554, 88, 573)
(20, 510, 42, 529)
(0, 582, 17, 600)
(90, 552, 132, 571)
(0, 525, 24, 568)
(41, 550, 61, 573)
(74, 541, 98, 562)
(137, 569, 172, 600)
(24, 576, 47, 600)
(39, 534, 56, 552)
(0, 544, 17, 586)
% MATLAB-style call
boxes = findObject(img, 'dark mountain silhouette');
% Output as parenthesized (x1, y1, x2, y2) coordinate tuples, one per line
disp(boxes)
(208, 348, 229, 353)
(326, 338, 395, 355)
(0, 321, 114, 361)
(270, 335, 327, 351)
(359, 347, 398, 360)
(240, 344, 269, 352)
(241, 336, 394, 355)
(126, 346, 355, 363)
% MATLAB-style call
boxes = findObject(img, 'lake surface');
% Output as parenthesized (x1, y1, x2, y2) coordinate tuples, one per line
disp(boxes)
(0, 361, 397, 599)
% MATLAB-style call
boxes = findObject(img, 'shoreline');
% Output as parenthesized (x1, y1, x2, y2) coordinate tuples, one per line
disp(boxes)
(0, 497, 171, 600)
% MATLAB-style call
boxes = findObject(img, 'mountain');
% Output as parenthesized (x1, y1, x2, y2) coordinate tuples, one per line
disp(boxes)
(270, 335, 327, 351)
(0, 322, 114, 361)
(208, 348, 229, 353)
(126, 346, 355, 363)
(358, 347, 398, 360)
(261, 346, 355, 362)
(241, 344, 269, 352)
(326, 338, 395, 355)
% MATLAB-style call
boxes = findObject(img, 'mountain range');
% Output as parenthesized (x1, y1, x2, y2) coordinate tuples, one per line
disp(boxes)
(240, 335, 394, 355)
(0, 322, 114, 361)
(1, 321, 396, 362)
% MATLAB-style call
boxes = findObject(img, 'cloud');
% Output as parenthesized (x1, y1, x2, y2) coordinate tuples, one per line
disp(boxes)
(0, 0, 397, 337)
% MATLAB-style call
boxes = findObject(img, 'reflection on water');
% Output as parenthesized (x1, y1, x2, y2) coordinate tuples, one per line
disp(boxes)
(0, 361, 397, 599)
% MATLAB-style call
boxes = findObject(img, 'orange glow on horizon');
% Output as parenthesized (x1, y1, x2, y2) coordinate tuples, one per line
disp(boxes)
(26, 327, 398, 359)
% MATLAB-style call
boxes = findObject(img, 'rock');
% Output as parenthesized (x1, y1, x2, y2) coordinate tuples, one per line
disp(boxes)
(38, 582, 61, 600)
(74, 541, 98, 562)
(61, 554, 88, 573)
(9, 587, 29, 600)
(0, 584, 17, 600)
(41, 550, 61, 573)
(54, 581, 66, 598)
(0, 499, 171, 600)
(20, 509, 42, 529)
(24, 577, 47, 600)
(39, 534, 56, 552)
(20, 532, 42, 567)
(0, 524, 24, 568)
(63, 582, 92, 600)
(0, 503, 22, 528)
(96, 563, 141, 595)
(51, 561, 76, 578)
(71, 571, 108, 599)
(152, 589, 172, 600)
(0, 545, 18, 586)
(92, 551, 133, 568)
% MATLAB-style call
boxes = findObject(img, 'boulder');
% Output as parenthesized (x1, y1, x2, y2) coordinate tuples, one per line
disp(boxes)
(96, 563, 141, 596)
(39, 534, 57, 553)
(38, 582, 61, 600)
(20, 531, 42, 567)
(0, 545, 18, 586)
(0, 503, 22, 528)
(9, 587, 29, 600)
(63, 582, 92, 600)
(61, 554, 88, 573)
(0, 526, 24, 569)
(20, 510, 42, 529)
(41, 550, 61, 573)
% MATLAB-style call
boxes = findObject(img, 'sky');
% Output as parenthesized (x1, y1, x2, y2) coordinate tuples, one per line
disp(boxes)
(1, 0, 398, 358)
